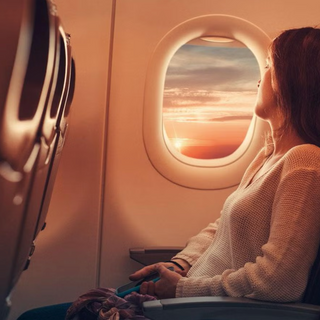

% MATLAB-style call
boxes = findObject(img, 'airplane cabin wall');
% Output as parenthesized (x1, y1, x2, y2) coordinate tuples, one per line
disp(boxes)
(9, 0, 320, 319)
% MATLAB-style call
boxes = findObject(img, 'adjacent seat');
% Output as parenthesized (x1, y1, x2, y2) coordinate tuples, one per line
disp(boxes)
(0, 0, 75, 319)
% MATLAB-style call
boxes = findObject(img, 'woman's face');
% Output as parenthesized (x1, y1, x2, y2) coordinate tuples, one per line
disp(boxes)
(254, 59, 278, 123)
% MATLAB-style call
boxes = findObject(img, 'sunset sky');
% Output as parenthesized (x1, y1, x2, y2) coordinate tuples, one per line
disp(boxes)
(163, 42, 260, 159)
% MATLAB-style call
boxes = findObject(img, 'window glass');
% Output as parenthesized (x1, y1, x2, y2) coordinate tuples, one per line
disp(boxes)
(163, 39, 260, 159)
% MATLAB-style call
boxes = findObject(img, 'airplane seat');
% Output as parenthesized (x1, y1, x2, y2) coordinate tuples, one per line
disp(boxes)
(15, 245, 320, 320)
(142, 245, 320, 320)
(34, 40, 76, 240)
(12, 16, 75, 291)
(0, 0, 75, 319)
(302, 244, 320, 305)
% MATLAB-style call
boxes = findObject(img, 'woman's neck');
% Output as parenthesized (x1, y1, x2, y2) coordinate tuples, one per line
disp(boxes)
(271, 127, 307, 157)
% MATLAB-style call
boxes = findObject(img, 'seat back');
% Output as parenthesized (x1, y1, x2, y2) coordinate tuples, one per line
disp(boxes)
(34, 30, 76, 240)
(0, 1, 75, 319)
(302, 245, 320, 305)
(0, 1, 53, 317)
(11, 17, 75, 289)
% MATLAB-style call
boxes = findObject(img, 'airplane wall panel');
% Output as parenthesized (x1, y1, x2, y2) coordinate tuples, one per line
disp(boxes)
(101, 0, 256, 288)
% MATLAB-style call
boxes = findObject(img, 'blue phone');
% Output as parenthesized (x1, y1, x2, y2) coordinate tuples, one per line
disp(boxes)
(115, 267, 173, 298)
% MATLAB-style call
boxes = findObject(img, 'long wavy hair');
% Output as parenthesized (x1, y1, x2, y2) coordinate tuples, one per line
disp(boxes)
(269, 27, 320, 147)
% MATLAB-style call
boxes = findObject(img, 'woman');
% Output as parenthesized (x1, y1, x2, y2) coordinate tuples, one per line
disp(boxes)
(130, 27, 320, 303)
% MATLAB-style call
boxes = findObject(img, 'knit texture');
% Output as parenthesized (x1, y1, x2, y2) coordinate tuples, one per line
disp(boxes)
(174, 144, 320, 302)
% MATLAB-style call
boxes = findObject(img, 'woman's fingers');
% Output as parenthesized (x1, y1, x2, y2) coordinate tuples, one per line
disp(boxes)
(129, 264, 157, 281)
(139, 280, 156, 296)
(129, 261, 185, 281)
(153, 264, 182, 299)
(129, 262, 186, 298)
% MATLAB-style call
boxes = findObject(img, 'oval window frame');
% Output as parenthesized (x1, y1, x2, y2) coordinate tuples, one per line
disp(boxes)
(143, 14, 271, 190)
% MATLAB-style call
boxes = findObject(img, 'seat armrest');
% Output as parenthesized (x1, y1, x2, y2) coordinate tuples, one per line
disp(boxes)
(129, 247, 183, 266)
(143, 297, 320, 320)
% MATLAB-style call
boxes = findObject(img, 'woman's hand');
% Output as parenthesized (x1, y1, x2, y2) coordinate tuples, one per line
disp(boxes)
(129, 260, 190, 298)
(129, 259, 189, 281)
(139, 264, 182, 299)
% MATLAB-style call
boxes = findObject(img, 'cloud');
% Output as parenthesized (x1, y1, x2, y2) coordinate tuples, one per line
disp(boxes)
(165, 44, 260, 92)
(163, 88, 222, 107)
(163, 104, 253, 123)
(207, 115, 253, 122)
(163, 88, 257, 110)
(166, 65, 249, 90)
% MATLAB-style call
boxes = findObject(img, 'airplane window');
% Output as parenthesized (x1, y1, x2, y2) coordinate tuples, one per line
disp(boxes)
(143, 14, 270, 189)
(163, 38, 260, 159)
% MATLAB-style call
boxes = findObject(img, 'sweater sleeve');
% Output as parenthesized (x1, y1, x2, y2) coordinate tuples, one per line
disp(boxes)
(172, 217, 220, 266)
(176, 168, 320, 302)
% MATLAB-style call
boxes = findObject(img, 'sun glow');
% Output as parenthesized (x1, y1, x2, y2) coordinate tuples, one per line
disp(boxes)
(174, 139, 183, 150)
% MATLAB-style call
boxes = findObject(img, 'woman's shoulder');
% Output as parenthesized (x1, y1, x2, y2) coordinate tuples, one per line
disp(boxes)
(283, 144, 320, 171)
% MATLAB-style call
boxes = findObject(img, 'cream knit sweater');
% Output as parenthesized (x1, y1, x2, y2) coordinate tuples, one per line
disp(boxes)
(174, 144, 320, 302)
